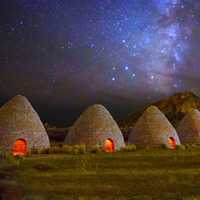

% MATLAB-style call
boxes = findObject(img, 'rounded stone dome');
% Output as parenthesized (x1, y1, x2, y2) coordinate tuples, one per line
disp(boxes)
(65, 104, 125, 150)
(177, 109, 200, 144)
(128, 106, 180, 149)
(0, 95, 50, 152)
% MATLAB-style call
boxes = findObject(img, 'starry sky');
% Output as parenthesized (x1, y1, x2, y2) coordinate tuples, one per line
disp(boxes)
(0, 0, 200, 126)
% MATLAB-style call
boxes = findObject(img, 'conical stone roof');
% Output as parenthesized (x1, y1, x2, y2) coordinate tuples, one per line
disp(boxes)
(0, 95, 50, 151)
(65, 104, 125, 150)
(128, 106, 180, 148)
(177, 109, 200, 144)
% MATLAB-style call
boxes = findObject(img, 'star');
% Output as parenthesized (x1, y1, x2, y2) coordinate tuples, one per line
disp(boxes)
(132, 73, 136, 78)
(112, 77, 116, 81)
(0, 0, 199, 126)
(150, 75, 155, 80)
(124, 66, 129, 71)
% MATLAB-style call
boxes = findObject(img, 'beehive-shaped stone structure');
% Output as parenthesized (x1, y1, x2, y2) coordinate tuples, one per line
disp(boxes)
(128, 106, 180, 149)
(177, 109, 200, 144)
(65, 104, 125, 151)
(0, 95, 50, 152)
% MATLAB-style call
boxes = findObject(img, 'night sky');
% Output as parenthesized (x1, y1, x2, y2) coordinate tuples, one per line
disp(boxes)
(0, 0, 200, 126)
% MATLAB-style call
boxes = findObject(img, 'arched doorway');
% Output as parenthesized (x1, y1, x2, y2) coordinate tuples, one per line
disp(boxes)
(104, 138, 115, 152)
(168, 137, 176, 149)
(12, 139, 28, 156)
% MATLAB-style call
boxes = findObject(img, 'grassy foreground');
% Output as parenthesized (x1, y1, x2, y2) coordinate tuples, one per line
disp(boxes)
(1, 149, 200, 200)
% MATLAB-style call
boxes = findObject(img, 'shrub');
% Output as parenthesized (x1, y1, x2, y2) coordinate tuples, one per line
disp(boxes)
(185, 144, 200, 150)
(90, 145, 102, 153)
(31, 147, 52, 155)
(121, 144, 137, 152)
(48, 146, 63, 154)
(144, 146, 151, 151)
(161, 144, 168, 149)
(38, 148, 50, 154)
(191, 144, 200, 149)
(76, 144, 87, 154)
(62, 145, 73, 154)
(30, 145, 87, 155)
(176, 144, 186, 150)
(30, 148, 39, 155)
(61, 144, 86, 154)
(71, 145, 87, 155)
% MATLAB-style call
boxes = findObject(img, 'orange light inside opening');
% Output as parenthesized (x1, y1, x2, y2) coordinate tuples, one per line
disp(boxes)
(104, 139, 115, 152)
(168, 137, 176, 149)
(12, 139, 28, 156)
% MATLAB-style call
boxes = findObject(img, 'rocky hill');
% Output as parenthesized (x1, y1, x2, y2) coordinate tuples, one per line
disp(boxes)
(120, 92, 200, 141)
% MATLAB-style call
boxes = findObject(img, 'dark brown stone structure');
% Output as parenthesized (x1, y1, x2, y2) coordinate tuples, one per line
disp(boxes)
(177, 109, 200, 144)
(0, 95, 50, 152)
(128, 106, 180, 149)
(65, 104, 125, 151)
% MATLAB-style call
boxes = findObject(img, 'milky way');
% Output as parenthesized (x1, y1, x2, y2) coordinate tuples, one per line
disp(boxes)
(0, 0, 200, 125)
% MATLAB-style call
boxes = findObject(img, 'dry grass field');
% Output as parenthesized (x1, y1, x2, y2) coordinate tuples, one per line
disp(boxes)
(1, 148, 200, 200)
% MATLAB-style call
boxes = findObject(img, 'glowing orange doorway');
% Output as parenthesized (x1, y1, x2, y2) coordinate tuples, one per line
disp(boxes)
(104, 138, 115, 152)
(168, 137, 176, 149)
(12, 139, 28, 156)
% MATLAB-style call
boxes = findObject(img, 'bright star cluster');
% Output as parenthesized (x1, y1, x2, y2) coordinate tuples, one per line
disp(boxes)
(0, 0, 200, 124)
